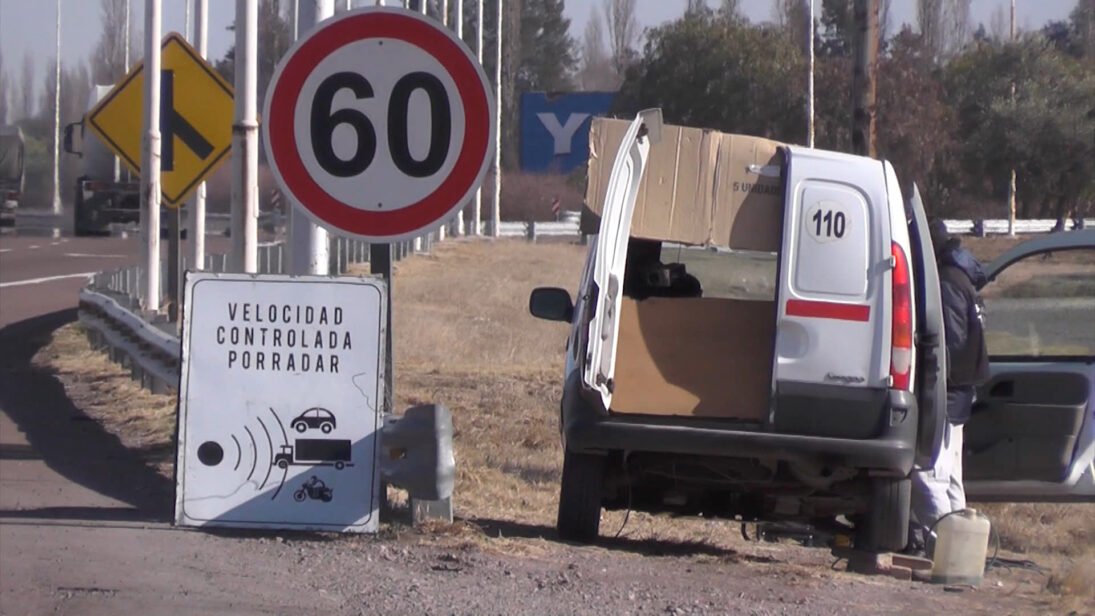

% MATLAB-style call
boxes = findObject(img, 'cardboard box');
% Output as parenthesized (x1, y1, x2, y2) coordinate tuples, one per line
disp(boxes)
(611, 297, 775, 420)
(582, 118, 785, 252)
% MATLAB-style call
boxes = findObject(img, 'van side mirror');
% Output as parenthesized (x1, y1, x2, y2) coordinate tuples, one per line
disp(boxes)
(63, 122, 82, 156)
(529, 287, 574, 322)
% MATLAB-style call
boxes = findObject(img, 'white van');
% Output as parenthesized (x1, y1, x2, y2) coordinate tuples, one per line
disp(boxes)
(530, 109, 1095, 551)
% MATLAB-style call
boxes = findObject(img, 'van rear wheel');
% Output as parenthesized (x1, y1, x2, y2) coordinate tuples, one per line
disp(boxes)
(856, 477, 911, 552)
(556, 449, 605, 544)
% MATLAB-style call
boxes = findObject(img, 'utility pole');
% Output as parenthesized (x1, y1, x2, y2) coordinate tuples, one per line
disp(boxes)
(142, 0, 163, 312)
(474, 0, 483, 235)
(453, 0, 465, 235)
(51, 0, 62, 215)
(808, 0, 815, 148)
(124, 0, 131, 70)
(851, 0, 879, 157)
(1007, 0, 1017, 236)
(191, 0, 208, 271)
(289, 0, 332, 275)
(231, 0, 259, 273)
(492, 0, 502, 237)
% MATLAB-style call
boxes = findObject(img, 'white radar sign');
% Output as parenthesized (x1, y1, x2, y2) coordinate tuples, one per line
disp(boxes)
(175, 272, 386, 532)
(263, 7, 496, 241)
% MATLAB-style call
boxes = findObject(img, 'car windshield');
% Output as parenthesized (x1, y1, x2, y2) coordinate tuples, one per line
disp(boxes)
(981, 246, 1095, 358)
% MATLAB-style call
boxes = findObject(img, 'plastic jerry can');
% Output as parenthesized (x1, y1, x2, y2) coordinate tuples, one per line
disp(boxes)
(930, 509, 991, 586)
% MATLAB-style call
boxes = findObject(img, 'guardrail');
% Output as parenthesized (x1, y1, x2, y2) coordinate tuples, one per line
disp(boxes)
(78, 232, 433, 395)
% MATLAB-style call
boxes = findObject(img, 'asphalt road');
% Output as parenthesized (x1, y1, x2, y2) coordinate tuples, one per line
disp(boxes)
(0, 232, 329, 615)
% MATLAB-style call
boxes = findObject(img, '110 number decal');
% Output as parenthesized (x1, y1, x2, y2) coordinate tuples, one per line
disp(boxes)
(811, 208, 846, 239)
(310, 71, 452, 178)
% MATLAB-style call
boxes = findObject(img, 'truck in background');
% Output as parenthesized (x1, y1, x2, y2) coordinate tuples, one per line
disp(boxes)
(0, 125, 24, 227)
(63, 85, 141, 236)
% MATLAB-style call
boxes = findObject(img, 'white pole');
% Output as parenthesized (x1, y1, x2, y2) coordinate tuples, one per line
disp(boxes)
(185, 0, 192, 40)
(808, 0, 815, 148)
(474, 0, 483, 236)
(124, 0, 131, 70)
(290, 0, 332, 275)
(1007, 0, 1016, 236)
(420, 0, 427, 14)
(291, 0, 299, 38)
(231, 0, 259, 273)
(142, 0, 163, 311)
(51, 0, 62, 215)
(191, 0, 208, 270)
(491, 0, 501, 237)
(442, 0, 448, 26)
(451, 0, 463, 235)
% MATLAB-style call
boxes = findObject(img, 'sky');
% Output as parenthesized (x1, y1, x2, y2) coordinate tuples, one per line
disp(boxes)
(0, 0, 1080, 112)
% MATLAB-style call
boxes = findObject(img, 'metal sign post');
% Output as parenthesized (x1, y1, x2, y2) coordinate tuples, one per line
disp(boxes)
(141, 0, 162, 312)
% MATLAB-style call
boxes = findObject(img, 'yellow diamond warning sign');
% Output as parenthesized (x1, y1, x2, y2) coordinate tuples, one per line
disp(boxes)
(87, 32, 233, 207)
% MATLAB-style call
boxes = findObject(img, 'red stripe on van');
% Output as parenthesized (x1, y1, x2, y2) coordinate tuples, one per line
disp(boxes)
(786, 299, 870, 322)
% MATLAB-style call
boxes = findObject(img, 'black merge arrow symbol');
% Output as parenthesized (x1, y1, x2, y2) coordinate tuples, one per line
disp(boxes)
(160, 69, 214, 172)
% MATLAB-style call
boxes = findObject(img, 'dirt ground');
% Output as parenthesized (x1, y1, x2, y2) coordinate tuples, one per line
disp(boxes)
(32, 237, 1094, 615)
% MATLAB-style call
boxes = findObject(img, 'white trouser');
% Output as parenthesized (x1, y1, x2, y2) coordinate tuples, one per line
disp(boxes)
(911, 421, 966, 533)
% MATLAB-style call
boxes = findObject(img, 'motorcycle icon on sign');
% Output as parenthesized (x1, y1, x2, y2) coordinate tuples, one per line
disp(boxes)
(294, 476, 333, 502)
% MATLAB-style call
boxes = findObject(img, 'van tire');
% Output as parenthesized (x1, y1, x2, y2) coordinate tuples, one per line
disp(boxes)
(556, 449, 604, 544)
(857, 477, 910, 552)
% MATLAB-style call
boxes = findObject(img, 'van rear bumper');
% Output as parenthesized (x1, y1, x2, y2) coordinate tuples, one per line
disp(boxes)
(562, 377, 917, 475)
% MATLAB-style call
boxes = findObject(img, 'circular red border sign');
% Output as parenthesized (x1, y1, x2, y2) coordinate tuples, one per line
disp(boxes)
(264, 8, 494, 240)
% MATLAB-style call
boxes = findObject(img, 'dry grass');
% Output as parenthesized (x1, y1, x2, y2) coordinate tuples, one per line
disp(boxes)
(30, 324, 177, 474)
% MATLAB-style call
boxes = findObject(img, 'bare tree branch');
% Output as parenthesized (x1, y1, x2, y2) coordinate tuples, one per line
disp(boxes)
(577, 7, 616, 89)
(93, 0, 129, 85)
(603, 0, 638, 79)
(20, 54, 35, 120)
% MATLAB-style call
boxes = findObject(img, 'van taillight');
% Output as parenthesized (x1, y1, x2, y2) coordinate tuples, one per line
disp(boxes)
(890, 242, 913, 390)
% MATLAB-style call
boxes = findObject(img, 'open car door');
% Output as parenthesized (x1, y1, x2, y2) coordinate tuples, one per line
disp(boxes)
(964, 229, 1095, 502)
(906, 185, 947, 469)
(583, 109, 663, 412)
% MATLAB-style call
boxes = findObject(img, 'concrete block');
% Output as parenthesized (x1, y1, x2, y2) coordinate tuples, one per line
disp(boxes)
(412, 497, 453, 524)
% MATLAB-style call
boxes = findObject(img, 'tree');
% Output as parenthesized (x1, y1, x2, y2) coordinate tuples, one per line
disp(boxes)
(818, 0, 855, 56)
(20, 54, 35, 121)
(0, 47, 8, 124)
(720, 0, 742, 19)
(216, 0, 292, 105)
(1072, 0, 1095, 58)
(577, 8, 616, 90)
(943, 37, 1095, 219)
(875, 27, 956, 204)
(614, 12, 806, 141)
(92, 0, 130, 85)
(774, 0, 812, 53)
(517, 0, 577, 92)
(604, 0, 639, 78)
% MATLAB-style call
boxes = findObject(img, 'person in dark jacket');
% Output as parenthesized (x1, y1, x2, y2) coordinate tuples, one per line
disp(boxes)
(910, 219, 991, 550)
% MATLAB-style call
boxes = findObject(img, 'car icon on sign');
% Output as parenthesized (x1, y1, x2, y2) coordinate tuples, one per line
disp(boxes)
(290, 408, 336, 434)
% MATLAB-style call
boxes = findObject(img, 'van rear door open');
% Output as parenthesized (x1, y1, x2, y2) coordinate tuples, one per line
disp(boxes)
(772, 147, 906, 436)
(583, 110, 662, 412)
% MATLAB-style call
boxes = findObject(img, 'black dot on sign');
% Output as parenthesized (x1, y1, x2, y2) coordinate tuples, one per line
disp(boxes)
(197, 441, 224, 466)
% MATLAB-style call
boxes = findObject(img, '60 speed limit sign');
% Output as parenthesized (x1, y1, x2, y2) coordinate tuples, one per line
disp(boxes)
(263, 8, 495, 241)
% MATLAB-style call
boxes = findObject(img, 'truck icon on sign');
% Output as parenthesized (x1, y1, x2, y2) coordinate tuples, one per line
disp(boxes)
(272, 439, 353, 470)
